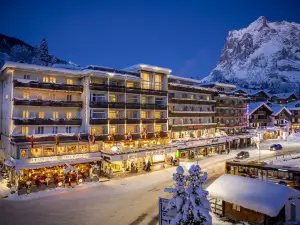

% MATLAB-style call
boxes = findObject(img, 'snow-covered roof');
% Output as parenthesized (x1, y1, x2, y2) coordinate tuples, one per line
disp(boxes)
(168, 75, 202, 84)
(248, 102, 272, 114)
(233, 87, 271, 97)
(271, 92, 297, 99)
(285, 100, 300, 110)
(199, 82, 236, 89)
(207, 174, 300, 217)
(124, 64, 172, 74)
(168, 82, 217, 93)
(271, 105, 291, 116)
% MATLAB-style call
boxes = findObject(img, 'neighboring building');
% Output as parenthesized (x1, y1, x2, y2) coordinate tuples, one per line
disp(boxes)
(208, 174, 300, 224)
(270, 92, 298, 104)
(248, 102, 273, 128)
(271, 105, 292, 126)
(233, 87, 270, 102)
(285, 100, 300, 130)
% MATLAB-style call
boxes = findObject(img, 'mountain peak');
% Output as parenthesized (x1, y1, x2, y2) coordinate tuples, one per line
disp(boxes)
(202, 17, 300, 95)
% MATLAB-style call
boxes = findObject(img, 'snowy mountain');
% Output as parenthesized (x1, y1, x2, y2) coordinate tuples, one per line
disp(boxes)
(0, 33, 68, 67)
(202, 16, 300, 94)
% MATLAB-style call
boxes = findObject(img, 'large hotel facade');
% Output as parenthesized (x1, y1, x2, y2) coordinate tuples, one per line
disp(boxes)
(0, 62, 252, 193)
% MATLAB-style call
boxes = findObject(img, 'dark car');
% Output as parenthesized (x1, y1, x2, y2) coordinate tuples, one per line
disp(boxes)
(269, 144, 283, 151)
(236, 151, 250, 159)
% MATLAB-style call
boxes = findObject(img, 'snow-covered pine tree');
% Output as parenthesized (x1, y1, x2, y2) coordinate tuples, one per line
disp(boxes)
(165, 165, 212, 225)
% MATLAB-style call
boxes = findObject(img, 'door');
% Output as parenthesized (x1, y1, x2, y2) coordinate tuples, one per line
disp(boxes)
(291, 203, 296, 222)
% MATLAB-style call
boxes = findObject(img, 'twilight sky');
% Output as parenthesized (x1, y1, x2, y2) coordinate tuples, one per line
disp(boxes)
(2, 0, 300, 79)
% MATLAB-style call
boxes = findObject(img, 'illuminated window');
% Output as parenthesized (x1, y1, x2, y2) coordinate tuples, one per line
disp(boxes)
(141, 72, 150, 89)
(53, 112, 58, 119)
(155, 112, 162, 119)
(90, 144, 99, 152)
(20, 149, 28, 159)
(67, 145, 77, 154)
(109, 110, 118, 118)
(155, 124, 163, 132)
(110, 126, 117, 134)
(30, 148, 42, 158)
(5, 94, 8, 100)
(43, 76, 49, 83)
(21, 127, 28, 135)
(49, 77, 56, 83)
(154, 74, 162, 90)
(22, 111, 29, 119)
(38, 112, 45, 119)
(57, 146, 66, 155)
(23, 92, 30, 99)
(44, 146, 55, 156)
(79, 145, 88, 153)
(67, 79, 73, 85)
(141, 111, 147, 119)
(109, 94, 117, 102)
(127, 125, 138, 133)
(126, 82, 134, 88)
(66, 112, 72, 119)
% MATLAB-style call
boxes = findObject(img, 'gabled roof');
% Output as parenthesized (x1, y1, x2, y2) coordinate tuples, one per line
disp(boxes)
(248, 102, 272, 115)
(207, 174, 300, 217)
(271, 105, 291, 116)
(271, 92, 297, 99)
(233, 87, 271, 97)
(285, 100, 300, 110)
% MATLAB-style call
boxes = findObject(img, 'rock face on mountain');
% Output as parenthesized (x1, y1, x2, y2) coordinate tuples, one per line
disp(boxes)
(202, 16, 300, 94)
(0, 33, 68, 67)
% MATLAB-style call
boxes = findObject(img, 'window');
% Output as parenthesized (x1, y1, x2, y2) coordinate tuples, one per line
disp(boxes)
(109, 110, 118, 118)
(92, 93, 106, 102)
(67, 145, 77, 154)
(43, 76, 49, 83)
(22, 111, 29, 119)
(24, 75, 30, 80)
(141, 72, 150, 89)
(127, 95, 138, 103)
(155, 124, 163, 132)
(67, 95, 72, 101)
(90, 144, 99, 152)
(127, 111, 139, 119)
(20, 149, 28, 159)
(141, 111, 147, 119)
(91, 126, 105, 135)
(91, 110, 106, 119)
(155, 112, 163, 119)
(67, 79, 73, 85)
(37, 112, 45, 119)
(154, 74, 162, 90)
(23, 92, 30, 99)
(57, 146, 66, 155)
(53, 112, 58, 119)
(52, 127, 58, 134)
(21, 127, 28, 135)
(79, 145, 88, 153)
(49, 77, 56, 83)
(126, 82, 136, 88)
(5, 94, 8, 100)
(109, 94, 117, 102)
(36, 127, 44, 134)
(127, 125, 138, 133)
(155, 98, 164, 105)
(66, 112, 72, 119)
(141, 96, 150, 104)
(43, 146, 55, 156)
(31, 148, 42, 158)
(232, 204, 240, 211)
(110, 126, 117, 134)
(66, 127, 72, 133)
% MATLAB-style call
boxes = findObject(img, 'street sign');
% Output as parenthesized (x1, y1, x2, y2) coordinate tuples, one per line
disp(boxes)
(159, 198, 176, 225)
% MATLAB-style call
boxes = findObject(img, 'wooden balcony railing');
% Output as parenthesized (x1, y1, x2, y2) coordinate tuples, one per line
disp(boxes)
(13, 118, 82, 125)
(168, 98, 216, 105)
(14, 99, 83, 108)
(14, 80, 83, 92)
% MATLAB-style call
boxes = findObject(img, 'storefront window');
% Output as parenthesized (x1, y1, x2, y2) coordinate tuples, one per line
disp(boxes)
(57, 146, 67, 155)
(44, 146, 55, 156)
(90, 144, 99, 152)
(31, 147, 43, 158)
(20, 149, 28, 159)
(79, 145, 88, 153)
(67, 145, 78, 154)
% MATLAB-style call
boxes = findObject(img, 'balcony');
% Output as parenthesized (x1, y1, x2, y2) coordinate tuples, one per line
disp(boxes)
(249, 118, 272, 123)
(168, 98, 216, 105)
(11, 134, 89, 143)
(140, 89, 167, 96)
(141, 118, 155, 124)
(215, 113, 245, 117)
(14, 99, 83, 108)
(90, 118, 108, 125)
(109, 102, 126, 109)
(126, 103, 141, 109)
(109, 119, 126, 124)
(109, 85, 126, 93)
(89, 101, 108, 108)
(218, 123, 248, 128)
(217, 103, 247, 109)
(126, 118, 141, 124)
(155, 104, 168, 110)
(155, 118, 168, 123)
(141, 104, 155, 110)
(168, 111, 215, 117)
(14, 80, 83, 93)
(13, 118, 82, 125)
(89, 83, 108, 91)
(168, 84, 216, 95)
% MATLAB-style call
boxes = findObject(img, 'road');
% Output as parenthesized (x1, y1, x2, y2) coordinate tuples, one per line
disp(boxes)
(0, 138, 299, 225)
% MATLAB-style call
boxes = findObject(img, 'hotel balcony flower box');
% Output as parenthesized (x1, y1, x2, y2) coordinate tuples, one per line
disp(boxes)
(168, 98, 216, 105)
(89, 83, 108, 91)
(155, 118, 168, 123)
(109, 102, 126, 109)
(141, 104, 155, 110)
(13, 80, 84, 93)
(141, 118, 155, 124)
(11, 133, 89, 143)
(90, 118, 109, 125)
(13, 118, 82, 125)
(109, 119, 126, 124)
(155, 104, 168, 110)
(89, 101, 109, 108)
(126, 118, 141, 124)
(126, 103, 141, 109)
(14, 98, 83, 108)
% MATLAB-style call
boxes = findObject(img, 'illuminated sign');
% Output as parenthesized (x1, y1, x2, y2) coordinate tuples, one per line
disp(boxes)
(29, 154, 90, 164)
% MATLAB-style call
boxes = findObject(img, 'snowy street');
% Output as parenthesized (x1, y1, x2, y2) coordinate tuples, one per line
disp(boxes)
(1, 138, 300, 225)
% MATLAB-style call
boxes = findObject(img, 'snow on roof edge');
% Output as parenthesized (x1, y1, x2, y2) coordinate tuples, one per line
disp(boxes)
(168, 75, 202, 84)
(124, 64, 172, 74)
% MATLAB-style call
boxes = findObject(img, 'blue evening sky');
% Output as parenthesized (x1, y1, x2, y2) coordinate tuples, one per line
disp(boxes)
(2, 0, 300, 79)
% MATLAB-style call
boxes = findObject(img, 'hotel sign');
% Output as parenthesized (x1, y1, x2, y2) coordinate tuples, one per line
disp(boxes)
(29, 153, 90, 164)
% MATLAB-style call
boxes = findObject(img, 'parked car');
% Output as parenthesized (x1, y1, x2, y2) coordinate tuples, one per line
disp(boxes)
(236, 151, 250, 159)
(269, 144, 283, 151)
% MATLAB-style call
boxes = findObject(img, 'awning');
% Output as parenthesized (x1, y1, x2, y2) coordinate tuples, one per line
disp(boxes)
(15, 156, 103, 170)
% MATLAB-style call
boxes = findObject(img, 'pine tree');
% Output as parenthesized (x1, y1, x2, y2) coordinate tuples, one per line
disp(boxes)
(165, 165, 212, 225)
